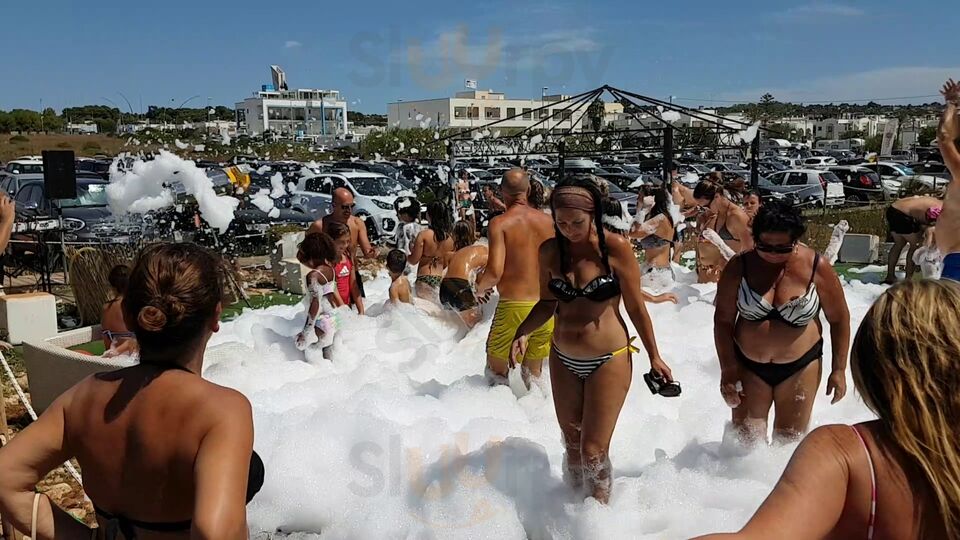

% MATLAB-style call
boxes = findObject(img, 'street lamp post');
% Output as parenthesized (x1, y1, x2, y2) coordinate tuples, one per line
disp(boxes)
(541, 86, 549, 132)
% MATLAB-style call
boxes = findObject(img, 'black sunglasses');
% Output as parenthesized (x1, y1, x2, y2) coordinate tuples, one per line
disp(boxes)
(756, 242, 795, 254)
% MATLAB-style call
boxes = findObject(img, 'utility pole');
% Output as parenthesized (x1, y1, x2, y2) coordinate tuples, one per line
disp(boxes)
(40, 98, 44, 132)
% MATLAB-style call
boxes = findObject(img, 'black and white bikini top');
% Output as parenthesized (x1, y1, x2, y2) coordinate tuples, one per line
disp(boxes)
(736, 253, 821, 328)
(548, 239, 621, 303)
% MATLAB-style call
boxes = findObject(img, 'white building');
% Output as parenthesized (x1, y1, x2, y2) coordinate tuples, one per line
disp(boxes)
(66, 122, 98, 134)
(387, 90, 590, 132)
(236, 84, 348, 139)
(607, 108, 746, 130)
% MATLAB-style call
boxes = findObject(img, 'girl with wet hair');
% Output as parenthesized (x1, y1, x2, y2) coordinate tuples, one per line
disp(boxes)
(296, 232, 346, 356)
(0, 243, 262, 539)
(409, 201, 455, 304)
(510, 176, 673, 504)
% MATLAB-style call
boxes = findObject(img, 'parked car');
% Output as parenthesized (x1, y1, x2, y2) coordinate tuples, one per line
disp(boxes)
(11, 174, 144, 249)
(828, 166, 885, 204)
(801, 156, 839, 169)
(863, 161, 946, 197)
(908, 161, 952, 181)
(290, 171, 408, 241)
(3, 158, 43, 175)
(334, 160, 401, 180)
(75, 158, 112, 180)
(604, 180, 638, 217)
(706, 162, 743, 172)
(760, 169, 845, 207)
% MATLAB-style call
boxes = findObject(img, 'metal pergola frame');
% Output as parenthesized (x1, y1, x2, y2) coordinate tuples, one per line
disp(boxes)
(430, 84, 768, 187)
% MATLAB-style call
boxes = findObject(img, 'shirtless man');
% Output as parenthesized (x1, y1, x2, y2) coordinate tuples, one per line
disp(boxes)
(440, 221, 488, 328)
(937, 78, 960, 281)
(883, 195, 942, 284)
(308, 187, 377, 303)
(476, 168, 556, 384)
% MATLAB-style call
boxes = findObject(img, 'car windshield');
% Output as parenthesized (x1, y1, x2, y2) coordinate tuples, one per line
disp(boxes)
(620, 165, 643, 174)
(9, 163, 43, 174)
(821, 172, 841, 183)
(471, 170, 494, 180)
(350, 177, 403, 197)
(605, 181, 624, 194)
(59, 182, 109, 207)
(893, 164, 916, 175)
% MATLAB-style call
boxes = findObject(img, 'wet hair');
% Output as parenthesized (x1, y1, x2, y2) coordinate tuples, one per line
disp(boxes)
(852, 280, 960, 538)
(693, 179, 723, 201)
(426, 201, 452, 242)
(108, 264, 130, 295)
(325, 221, 350, 241)
(649, 187, 674, 225)
(386, 249, 406, 275)
(123, 243, 223, 356)
(601, 197, 627, 234)
(744, 190, 762, 201)
(395, 196, 420, 221)
(528, 179, 546, 209)
(550, 176, 609, 273)
(452, 220, 476, 250)
(751, 200, 805, 242)
(298, 232, 339, 267)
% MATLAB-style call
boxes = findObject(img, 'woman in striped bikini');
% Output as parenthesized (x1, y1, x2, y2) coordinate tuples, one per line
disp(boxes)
(697, 280, 960, 540)
(509, 176, 673, 504)
(714, 201, 850, 444)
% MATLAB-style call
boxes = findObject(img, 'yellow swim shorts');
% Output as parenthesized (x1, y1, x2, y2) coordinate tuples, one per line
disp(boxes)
(486, 300, 555, 362)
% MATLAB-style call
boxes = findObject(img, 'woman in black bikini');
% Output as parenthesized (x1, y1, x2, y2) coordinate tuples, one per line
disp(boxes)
(694, 178, 753, 283)
(714, 202, 850, 444)
(510, 177, 673, 503)
(409, 201, 455, 304)
(0, 243, 263, 539)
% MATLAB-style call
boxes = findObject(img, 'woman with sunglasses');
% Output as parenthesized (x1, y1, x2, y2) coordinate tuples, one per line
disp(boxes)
(694, 178, 753, 283)
(509, 177, 673, 504)
(714, 201, 850, 444)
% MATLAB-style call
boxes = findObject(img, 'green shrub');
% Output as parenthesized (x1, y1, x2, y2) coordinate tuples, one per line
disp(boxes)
(9, 135, 29, 143)
(82, 142, 101, 152)
(56, 141, 72, 149)
(803, 205, 888, 251)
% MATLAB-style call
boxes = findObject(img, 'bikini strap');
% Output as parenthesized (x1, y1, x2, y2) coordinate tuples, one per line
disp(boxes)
(851, 425, 877, 540)
(808, 253, 820, 288)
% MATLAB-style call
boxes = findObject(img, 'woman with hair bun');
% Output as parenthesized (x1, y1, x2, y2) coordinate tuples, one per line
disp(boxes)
(713, 201, 850, 444)
(0, 243, 262, 539)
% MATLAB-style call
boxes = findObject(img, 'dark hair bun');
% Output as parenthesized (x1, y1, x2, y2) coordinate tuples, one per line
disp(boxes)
(138, 305, 168, 332)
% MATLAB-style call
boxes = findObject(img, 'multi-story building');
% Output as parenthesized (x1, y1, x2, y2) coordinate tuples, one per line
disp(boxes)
(387, 90, 590, 132)
(235, 67, 348, 139)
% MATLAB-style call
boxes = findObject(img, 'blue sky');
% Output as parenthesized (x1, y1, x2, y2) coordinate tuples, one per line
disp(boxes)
(3, 0, 957, 113)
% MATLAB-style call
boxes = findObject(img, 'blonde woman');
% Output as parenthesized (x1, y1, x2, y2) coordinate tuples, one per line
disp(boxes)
(697, 279, 960, 539)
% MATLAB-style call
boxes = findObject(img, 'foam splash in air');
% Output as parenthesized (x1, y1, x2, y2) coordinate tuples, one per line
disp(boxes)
(270, 173, 287, 199)
(106, 150, 239, 233)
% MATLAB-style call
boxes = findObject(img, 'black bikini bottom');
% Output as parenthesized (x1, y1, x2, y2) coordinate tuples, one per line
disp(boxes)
(734, 339, 823, 387)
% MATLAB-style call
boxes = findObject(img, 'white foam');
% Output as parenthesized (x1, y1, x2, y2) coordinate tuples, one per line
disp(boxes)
(270, 172, 287, 199)
(204, 272, 882, 538)
(106, 150, 239, 233)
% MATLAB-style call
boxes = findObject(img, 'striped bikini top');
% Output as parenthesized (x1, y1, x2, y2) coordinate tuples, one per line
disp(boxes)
(736, 253, 821, 328)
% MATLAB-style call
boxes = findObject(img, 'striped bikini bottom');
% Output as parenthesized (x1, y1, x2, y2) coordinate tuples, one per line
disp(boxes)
(552, 338, 639, 379)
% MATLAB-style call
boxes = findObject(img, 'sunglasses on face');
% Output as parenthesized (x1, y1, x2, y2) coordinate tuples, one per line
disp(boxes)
(756, 242, 795, 254)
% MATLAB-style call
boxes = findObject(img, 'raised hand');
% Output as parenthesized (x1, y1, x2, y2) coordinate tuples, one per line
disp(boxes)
(942, 78, 960, 105)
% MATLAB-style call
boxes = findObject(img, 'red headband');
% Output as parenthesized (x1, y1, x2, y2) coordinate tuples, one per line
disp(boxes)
(552, 186, 595, 212)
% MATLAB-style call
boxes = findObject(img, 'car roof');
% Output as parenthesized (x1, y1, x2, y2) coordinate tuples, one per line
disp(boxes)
(326, 170, 390, 179)
(19, 174, 106, 187)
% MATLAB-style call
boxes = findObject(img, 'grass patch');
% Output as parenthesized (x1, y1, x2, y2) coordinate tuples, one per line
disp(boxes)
(9, 135, 29, 143)
(81, 142, 101, 152)
(56, 141, 73, 149)
(221, 292, 301, 320)
(70, 340, 106, 356)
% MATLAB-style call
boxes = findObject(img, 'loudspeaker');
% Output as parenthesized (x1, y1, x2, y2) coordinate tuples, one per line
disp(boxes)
(41, 150, 77, 200)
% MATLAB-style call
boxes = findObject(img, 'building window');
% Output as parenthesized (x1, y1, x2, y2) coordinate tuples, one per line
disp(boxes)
(552, 110, 563, 120)
(506, 107, 516, 118)
(561, 110, 573, 120)
(485, 107, 501, 119)
(522, 108, 532, 120)
(539, 109, 550, 119)
(455, 107, 467, 118)
(470, 107, 479, 119)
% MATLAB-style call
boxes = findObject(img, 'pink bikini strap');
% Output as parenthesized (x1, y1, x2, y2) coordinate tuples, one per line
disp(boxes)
(851, 425, 877, 540)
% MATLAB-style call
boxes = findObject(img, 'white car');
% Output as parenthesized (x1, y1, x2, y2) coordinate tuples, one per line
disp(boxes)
(290, 171, 408, 240)
(706, 162, 744, 172)
(3, 158, 43, 175)
(801, 156, 838, 169)
(863, 162, 947, 198)
(761, 169, 845, 207)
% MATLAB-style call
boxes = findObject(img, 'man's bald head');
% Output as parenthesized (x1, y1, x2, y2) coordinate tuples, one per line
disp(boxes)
(501, 168, 530, 197)
(332, 187, 355, 222)
(332, 187, 354, 204)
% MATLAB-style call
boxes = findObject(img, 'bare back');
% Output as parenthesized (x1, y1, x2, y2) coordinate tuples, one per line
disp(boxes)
(445, 244, 488, 281)
(893, 196, 941, 222)
(492, 205, 555, 300)
(414, 229, 454, 277)
(63, 367, 250, 534)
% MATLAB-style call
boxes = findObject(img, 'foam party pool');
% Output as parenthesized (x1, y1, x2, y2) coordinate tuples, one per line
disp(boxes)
(202, 266, 884, 539)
